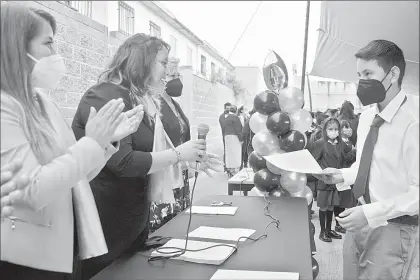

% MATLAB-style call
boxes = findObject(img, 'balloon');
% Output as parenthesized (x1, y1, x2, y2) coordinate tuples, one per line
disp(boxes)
(265, 152, 287, 175)
(254, 168, 281, 193)
(263, 64, 286, 94)
(312, 257, 319, 279)
(310, 221, 315, 236)
(279, 130, 307, 152)
(254, 90, 280, 115)
(291, 185, 313, 205)
(248, 151, 267, 172)
(249, 112, 269, 134)
(270, 186, 291, 197)
(266, 111, 291, 136)
(280, 171, 307, 194)
(289, 109, 313, 134)
(263, 50, 289, 93)
(252, 131, 281, 156)
(278, 87, 304, 114)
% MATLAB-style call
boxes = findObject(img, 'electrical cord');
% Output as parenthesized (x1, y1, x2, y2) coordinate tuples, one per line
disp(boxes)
(148, 164, 281, 262)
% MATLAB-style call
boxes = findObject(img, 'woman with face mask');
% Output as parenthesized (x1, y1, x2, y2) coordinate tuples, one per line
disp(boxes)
(149, 57, 223, 233)
(71, 35, 222, 280)
(0, 3, 141, 279)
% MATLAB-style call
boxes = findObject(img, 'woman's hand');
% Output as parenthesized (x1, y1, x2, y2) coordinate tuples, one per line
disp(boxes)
(188, 152, 224, 177)
(175, 139, 206, 162)
(1, 161, 29, 218)
(312, 168, 344, 184)
(85, 98, 125, 149)
(111, 105, 144, 142)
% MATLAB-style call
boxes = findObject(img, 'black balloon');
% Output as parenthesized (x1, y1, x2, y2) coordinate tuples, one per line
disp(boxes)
(310, 222, 315, 236)
(279, 130, 307, 152)
(254, 168, 281, 193)
(248, 151, 267, 172)
(312, 257, 319, 279)
(266, 111, 291, 137)
(254, 90, 280, 115)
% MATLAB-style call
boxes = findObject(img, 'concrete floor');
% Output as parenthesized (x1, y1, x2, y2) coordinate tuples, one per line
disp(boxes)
(191, 171, 420, 280)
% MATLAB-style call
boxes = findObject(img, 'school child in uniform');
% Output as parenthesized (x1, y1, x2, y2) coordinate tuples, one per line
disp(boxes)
(332, 120, 357, 234)
(310, 118, 355, 242)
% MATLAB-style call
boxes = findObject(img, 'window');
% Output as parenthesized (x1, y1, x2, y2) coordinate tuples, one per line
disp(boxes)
(169, 36, 177, 57)
(186, 47, 193, 66)
(60, 1, 92, 18)
(118, 1, 134, 36)
(211, 62, 216, 77)
(200, 55, 207, 75)
(149, 21, 161, 38)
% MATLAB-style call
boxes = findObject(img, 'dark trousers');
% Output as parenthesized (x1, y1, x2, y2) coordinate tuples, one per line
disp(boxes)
(81, 226, 149, 280)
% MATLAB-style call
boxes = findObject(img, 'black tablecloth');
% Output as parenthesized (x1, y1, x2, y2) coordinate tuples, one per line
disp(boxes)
(91, 195, 313, 280)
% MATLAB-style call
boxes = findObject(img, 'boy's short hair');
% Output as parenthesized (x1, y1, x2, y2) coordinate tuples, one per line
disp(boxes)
(316, 113, 329, 126)
(224, 102, 232, 108)
(355, 39, 406, 86)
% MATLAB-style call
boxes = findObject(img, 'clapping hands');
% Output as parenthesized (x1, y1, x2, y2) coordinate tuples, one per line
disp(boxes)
(111, 105, 144, 142)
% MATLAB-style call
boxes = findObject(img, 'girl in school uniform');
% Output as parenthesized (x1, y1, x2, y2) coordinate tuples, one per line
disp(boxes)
(310, 118, 355, 242)
(332, 120, 357, 234)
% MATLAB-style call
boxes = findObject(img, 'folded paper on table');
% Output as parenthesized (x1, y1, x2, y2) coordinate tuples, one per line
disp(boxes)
(186, 206, 238, 215)
(210, 269, 299, 280)
(188, 226, 255, 242)
(151, 239, 236, 265)
(264, 150, 337, 174)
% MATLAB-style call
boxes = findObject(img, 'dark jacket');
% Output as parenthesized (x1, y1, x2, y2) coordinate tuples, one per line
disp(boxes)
(160, 98, 191, 147)
(223, 113, 243, 141)
(242, 118, 254, 155)
(219, 113, 228, 138)
(309, 138, 355, 191)
(71, 82, 153, 261)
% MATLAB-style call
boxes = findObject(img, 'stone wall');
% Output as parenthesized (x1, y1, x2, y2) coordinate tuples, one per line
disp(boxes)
(10, 1, 127, 125)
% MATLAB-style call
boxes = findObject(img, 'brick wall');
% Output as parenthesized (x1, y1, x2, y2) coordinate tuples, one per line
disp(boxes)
(11, 1, 127, 125)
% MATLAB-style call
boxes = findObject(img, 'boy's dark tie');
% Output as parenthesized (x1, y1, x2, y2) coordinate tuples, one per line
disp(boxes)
(352, 114, 385, 203)
(353, 96, 407, 203)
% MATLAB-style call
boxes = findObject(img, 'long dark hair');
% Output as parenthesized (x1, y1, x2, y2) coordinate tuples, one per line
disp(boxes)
(1, 3, 59, 159)
(99, 33, 170, 110)
(339, 101, 356, 120)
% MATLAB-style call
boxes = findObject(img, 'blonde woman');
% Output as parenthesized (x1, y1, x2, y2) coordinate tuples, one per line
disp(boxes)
(0, 4, 142, 279)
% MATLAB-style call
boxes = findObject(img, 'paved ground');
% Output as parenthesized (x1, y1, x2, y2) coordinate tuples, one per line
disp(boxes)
(191, 171, 420, 280)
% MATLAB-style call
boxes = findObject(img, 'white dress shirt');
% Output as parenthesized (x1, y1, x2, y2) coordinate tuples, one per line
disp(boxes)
(339, 89, 419, 228)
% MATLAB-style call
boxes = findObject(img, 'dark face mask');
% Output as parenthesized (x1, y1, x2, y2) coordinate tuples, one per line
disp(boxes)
(165, 78, 183, 97)
(356, 69, 392, 106)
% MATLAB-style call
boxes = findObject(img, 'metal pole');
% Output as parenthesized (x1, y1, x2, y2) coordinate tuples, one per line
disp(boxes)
(300, 0, 311, 93)
(306, 73, 313, 111)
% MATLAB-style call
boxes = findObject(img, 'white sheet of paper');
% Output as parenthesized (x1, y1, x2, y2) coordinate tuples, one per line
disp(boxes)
(336, 182, 351, 191)
(186, 206, 238, 215)
(151, 239, 236, 265)
(264, 150, 327, 174)
(188, 226, 255, 242)
(210, 269, 299, 280)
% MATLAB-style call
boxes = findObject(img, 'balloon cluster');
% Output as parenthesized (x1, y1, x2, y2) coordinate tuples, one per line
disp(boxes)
(248, 50, 313, 204)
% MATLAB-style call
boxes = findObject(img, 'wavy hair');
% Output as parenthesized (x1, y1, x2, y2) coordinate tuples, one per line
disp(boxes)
(99, 33, 170, 112)
(1, 3, 59, 159)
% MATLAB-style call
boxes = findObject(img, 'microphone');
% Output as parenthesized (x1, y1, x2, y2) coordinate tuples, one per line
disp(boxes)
(197, 123, 210, 140)
(196, 124, 210, 175)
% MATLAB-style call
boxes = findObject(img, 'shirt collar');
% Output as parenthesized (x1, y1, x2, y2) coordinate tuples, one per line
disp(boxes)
(373, 89, 406, 123)
(328, 139, 338, 145)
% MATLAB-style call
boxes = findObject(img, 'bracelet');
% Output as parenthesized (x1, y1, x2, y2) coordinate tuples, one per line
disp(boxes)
(171, 148, 182, 165)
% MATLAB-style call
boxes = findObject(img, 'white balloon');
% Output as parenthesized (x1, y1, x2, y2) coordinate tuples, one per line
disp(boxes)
(249, 112, 268, 134)
(289, 109, 313, 133)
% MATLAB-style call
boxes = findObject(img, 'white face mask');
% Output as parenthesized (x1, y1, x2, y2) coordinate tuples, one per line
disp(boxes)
(327, 130, 339, 140)
(27, 53, 66, 89)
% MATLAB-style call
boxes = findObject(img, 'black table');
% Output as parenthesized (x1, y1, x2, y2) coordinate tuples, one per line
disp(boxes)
(92, 195, 314, 280)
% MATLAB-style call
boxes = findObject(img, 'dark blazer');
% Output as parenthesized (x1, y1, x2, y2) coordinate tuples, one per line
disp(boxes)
(219, 113, 228, 137)
(309, 138, 355, 191)
(224, 114, 243, 141)
(160, 98, 190, 147)
(71, 82, 154, 266)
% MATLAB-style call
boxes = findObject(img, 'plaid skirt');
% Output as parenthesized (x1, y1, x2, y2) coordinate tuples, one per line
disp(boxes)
(317, 189, 340, 209)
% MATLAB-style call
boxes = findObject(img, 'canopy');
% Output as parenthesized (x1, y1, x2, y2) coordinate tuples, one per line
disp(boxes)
(310, 1, 419, 95)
